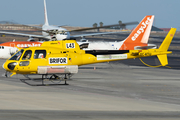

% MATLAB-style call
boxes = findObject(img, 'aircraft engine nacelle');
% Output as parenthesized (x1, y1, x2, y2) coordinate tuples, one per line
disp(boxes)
(37, 65, 78, 74)
(27, 37, 36, 41)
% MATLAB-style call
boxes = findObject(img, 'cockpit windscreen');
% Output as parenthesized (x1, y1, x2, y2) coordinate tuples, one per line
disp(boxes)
(9, 49, 24, 60)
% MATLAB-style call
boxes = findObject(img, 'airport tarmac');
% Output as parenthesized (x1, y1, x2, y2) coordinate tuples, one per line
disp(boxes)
(0, 58, 180, 120)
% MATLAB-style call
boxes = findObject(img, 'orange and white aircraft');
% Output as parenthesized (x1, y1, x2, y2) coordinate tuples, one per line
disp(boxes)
(79, 15, 156, 50)
(0, 15, 155, 59)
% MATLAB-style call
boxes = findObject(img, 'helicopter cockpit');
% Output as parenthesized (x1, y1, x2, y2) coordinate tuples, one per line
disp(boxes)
(6, 49, 47, 71)
(9, 49, 24, 61)
(9, 49, 47, 61)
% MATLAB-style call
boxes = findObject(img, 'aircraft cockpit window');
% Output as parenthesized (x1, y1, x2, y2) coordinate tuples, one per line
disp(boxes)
(0, 46, 4, 49)
(22, 50, 32, 60)
(34, 50, 46, 59)
(59, 31, 67, 35)
(9, 49, 24, 60)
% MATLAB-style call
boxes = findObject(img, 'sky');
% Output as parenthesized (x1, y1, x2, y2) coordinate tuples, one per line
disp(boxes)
(0, 0, 179, 30)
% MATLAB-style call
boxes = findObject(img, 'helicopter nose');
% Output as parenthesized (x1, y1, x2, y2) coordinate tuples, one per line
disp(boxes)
(3, 62, 17, 71)
(8, 62, 17, 70)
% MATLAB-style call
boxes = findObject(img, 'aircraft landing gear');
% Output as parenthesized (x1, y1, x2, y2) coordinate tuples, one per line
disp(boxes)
(20, 74, 70, 86)
(47, 74, 69, 85)
(3, 71, 11, 78)
(5, 71, 8, 78)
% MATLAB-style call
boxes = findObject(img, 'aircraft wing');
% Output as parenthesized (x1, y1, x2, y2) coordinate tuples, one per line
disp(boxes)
(68, 21, 138, 32)
(71, 31, 130, 38)
(0, 31, 45, 39)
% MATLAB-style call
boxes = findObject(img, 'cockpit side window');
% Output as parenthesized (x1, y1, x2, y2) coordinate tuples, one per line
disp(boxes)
(59, 31, 67, 35)
(34, 50, 46, 59)
(22, 50, 32, 60)
(0, 46, 4, 49)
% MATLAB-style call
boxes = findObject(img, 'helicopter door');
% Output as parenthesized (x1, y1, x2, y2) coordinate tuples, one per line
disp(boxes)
(18, 50, 32, 72)
(33, 50, 47, 66)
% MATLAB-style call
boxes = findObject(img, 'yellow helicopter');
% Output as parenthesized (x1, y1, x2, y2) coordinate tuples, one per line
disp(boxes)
(3, 28, 176, 86)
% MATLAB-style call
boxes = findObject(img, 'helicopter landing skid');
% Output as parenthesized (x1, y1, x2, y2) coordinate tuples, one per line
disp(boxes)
(20, 74, 69, 86)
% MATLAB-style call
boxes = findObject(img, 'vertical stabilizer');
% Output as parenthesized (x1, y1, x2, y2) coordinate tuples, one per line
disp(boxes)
(119, 15, 154, 50)
(159, 28, 176, 51)
(44, 0, 49, 25)
(157, 28, 176, 66)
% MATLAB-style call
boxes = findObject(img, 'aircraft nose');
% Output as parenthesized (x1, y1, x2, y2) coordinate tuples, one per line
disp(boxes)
(2, 62, 9, 70)
(3, 62, 17, 71)
(7, 62, 17, 70)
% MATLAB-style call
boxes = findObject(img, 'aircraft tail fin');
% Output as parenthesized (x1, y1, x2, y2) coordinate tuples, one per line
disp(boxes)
(44, 0, 49, 25)
(119, 15, 154, 50)
(137, 28, 176, 67)
(158, 28, 176, 51)
(157, 28, 176, 66)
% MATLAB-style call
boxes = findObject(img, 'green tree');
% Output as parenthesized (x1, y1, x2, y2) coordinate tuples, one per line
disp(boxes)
(93, 23, 98, 28)
(118, 20, 126, 29)
(118, 20, 122, 25)
(99, 22, 103, 27)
